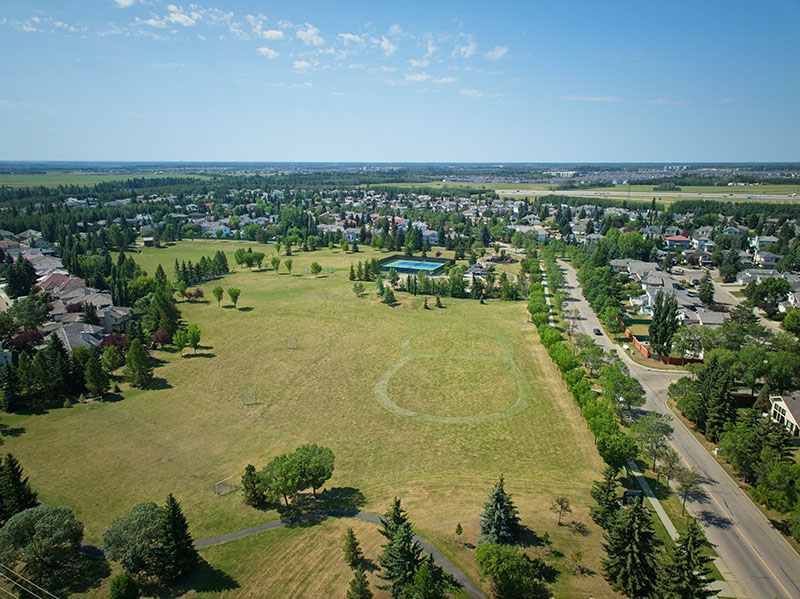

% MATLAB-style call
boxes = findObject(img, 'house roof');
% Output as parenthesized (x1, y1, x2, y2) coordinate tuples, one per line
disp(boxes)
(772, 393, 800, 424)
(666, 235, 691, 242)
(50, 323, 104, 353)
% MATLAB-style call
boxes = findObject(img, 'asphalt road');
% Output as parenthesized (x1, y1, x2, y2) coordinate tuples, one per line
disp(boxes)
(557, 260, 800, 599)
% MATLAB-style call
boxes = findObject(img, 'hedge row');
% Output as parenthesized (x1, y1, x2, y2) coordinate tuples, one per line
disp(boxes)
(528, 259, 636, 471)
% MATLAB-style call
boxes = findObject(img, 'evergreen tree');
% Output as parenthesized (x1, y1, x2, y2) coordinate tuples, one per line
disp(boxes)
(123, 338, 153, 388)
(81, 301, 100, 325)
(704, 370, 737, 443)
(698, 272, 715, 306)
(379, 497, 410, 540)
(44, 333, 71, 397)
(84, 353, 109, 397)
(343, 527, 363, 567)
(350, 263, 356, 281)
(347, 565, 373, 599)
(407, 558, 446, 599)
(479, 475, 521, 545)
(378, 522, 423, 598)
(159, 493, 198, 580)
(590, 466, 621, 529)
(602, 500, 659, 599)
(241, 464, 264, 507)
(661, 518, 716, 599)
(0, 454, 38, 522)
(383, 286, 396, 305)
(0, 363, 22, 413)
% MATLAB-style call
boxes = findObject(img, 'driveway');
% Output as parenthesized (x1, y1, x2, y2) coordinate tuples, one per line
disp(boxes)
(558, 260, 800, 599)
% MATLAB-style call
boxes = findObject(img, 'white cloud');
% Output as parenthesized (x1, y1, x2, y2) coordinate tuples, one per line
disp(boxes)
(379, 36, 397, 56)
(424, 38, 438, 58)
(257, 46, 279, 58)
(454, 41, 477, 58)
(339, 32, 364, 44)
(460, 88, 485, 97)
(378, 65, 396, 72)
(141, 17, 167, 29)
(113, 0, 135, 7)
(167, 12, 196, 27)
(292, 60, 313, 70)
(297, 22, 324, 46)
(484, 45, 507, 60)
(409, 59, 428, 68)
(152, 62, 184, 69)
(246, 14, 283, 40)
(387, 23, 403, 36)
(405, 72, 430, 82)
(433, 76, 457, 84)
(332, 91, 345, 96)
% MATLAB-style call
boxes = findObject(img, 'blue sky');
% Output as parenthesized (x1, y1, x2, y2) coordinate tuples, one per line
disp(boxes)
(1, 1, 798, 162)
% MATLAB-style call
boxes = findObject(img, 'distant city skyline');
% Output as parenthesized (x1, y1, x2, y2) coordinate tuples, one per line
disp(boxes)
(1, 0, 798, 162)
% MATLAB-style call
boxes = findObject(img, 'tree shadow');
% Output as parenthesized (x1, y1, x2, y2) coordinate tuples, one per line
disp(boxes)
(222, 305, 235, 309)
(48, 553, 110, 597)
(516, 524, 543, 548)
(276, 487, 367, 528)
(565, 520, 590, 536)
(148, 377, 173, 391)
(238, 306, 253, 312)
(184, 352, 217, 359)
(360, 557, 379, 573)
(139, 558, 239, 597)
(0, 423, 25, 438)
(696, 510, 733, 529)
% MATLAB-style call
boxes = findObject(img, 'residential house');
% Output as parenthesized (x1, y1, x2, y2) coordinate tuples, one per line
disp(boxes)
(736, 269, 778, 286)
(751, 235, 779, 250)
(754, 250, 782, 268)
(665, 235, 692, 249)
(50, 323, 105, 353)
(769, 394, 800, 437)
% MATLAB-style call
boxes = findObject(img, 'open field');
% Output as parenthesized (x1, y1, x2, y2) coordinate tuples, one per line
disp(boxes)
(370, 180, 800, 198)
(2, 241, 614, 598)
(0, 172, 212, 188)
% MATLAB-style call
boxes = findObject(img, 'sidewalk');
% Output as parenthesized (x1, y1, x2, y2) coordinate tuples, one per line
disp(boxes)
(627, 459, 738, 598)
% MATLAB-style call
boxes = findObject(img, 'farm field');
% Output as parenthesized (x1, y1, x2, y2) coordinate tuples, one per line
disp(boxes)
(0, 172, 212, 188)
(2, 241, 613, 598)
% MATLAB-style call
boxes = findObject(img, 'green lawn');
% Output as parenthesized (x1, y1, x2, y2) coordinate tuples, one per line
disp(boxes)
(2, 242, 615, 598)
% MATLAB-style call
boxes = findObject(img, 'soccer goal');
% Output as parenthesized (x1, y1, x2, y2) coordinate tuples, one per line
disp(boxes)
(214, 474, 237, 495)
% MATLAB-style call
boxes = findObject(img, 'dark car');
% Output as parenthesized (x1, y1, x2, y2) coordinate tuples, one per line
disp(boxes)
(593, 328, 602, 336)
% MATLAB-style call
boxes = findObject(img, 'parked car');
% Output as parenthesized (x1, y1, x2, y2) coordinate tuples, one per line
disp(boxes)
(593, 328, 602, 336)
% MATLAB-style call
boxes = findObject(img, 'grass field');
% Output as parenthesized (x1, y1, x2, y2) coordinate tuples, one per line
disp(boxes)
(2, 241, 615, 598)
(0, 172, 212, 188)
(370, 180, 800, 197)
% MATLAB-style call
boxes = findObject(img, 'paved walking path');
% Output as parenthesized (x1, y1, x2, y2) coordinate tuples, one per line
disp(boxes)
(84, 510, 489, 599)
(626, 459, 678, 540)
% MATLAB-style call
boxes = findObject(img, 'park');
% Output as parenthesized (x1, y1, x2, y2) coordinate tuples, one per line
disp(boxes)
(1, 240, 612, 598)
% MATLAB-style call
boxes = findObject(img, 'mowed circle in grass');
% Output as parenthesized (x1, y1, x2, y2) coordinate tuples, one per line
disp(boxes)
(375, 329, 533, 423)
(407, 328, 508, 358)
(386, 357, 518, 418)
